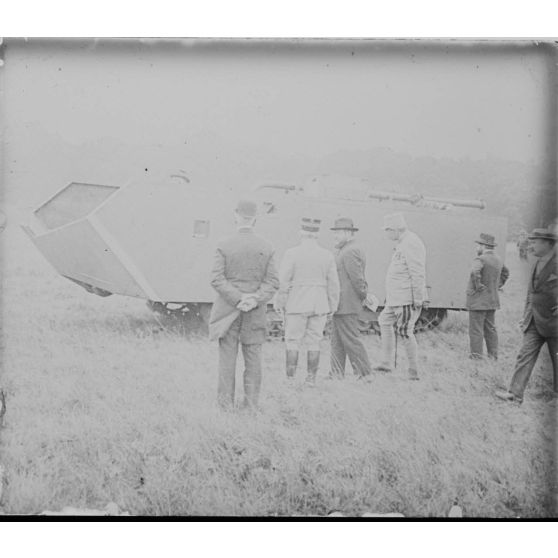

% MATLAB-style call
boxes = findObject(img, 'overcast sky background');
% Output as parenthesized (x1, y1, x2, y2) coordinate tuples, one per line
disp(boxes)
(2, 40, 554, 157)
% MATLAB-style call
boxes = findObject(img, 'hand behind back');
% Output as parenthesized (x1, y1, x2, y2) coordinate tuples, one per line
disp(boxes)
(237, 294, 258, 312)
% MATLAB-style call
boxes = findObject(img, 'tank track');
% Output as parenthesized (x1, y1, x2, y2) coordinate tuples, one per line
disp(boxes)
(147, 302, 447, 337)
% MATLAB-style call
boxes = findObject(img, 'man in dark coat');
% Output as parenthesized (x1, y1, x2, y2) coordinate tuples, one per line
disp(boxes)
(209, 199, 279, 410)
(329, 217, 372, 379)
(496, 227, 557, 403)
(466, 233, 509, 359)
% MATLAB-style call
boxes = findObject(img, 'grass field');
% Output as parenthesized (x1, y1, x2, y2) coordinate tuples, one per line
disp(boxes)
(0, 213, 556, 517)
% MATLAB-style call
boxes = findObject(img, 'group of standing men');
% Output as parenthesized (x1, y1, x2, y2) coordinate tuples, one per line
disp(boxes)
(208, 199, 427, 410)
(208, 198, 557, 410)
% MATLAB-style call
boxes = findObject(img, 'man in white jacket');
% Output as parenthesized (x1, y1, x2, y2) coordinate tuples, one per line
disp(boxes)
(275, 217, 340, 384)
(375, 213, 427, 380)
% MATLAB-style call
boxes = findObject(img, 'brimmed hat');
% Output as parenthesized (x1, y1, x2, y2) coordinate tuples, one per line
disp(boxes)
(528, 227, 557, 241)
(235, 199, 258, 218)
(301, 217, 321, 233)
(475, 233, 497, 247)
(330, 217, 358, 231)
(382, 213, 407, 230)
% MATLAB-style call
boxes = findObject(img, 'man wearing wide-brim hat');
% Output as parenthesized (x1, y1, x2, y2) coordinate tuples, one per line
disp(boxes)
(328, 217, 373, 379)
(208, 199, 279, 410)
(466, 233, 509, 360)
(496, 226, 558, 403)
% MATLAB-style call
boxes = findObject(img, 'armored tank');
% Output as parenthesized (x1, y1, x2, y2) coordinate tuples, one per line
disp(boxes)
(22, 173, 507, 333)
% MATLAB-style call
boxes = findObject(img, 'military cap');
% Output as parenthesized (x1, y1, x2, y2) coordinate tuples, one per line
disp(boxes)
(301, 217, 321, 233)
(382, 213, 407, 230)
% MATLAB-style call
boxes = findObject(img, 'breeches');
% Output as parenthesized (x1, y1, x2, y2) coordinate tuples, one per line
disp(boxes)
(285, 313, 328, 351)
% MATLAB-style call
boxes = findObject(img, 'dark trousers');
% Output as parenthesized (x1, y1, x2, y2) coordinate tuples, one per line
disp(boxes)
(217, 318, 262, 409)
(509, 321, 558, 399)
(468, 309, 498, 359)
(330, 313, 372, 378)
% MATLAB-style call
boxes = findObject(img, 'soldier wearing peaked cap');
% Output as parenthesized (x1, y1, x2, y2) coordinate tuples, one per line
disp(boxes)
(466, 233, 509, 360)
(208, 199, 279, 410)
(275, 217, 340, 384)
(328, 217, 373, 379)
(496, 227, 558, 404)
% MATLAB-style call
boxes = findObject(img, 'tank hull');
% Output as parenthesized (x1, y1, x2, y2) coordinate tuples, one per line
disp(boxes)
(23, 177, 507, 314)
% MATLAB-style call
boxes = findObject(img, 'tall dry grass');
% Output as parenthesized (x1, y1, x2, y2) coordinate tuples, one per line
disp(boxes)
(0, 219, 555, 516)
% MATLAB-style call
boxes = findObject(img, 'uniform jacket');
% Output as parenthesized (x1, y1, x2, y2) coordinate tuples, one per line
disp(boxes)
(466, 250, 509, 310)
(385, 230, 427, 307)
(334, 238, 368, 315)
(209, 228, 279, 343)
(276, 239, 340, 315)
(522, 251, 558, 338)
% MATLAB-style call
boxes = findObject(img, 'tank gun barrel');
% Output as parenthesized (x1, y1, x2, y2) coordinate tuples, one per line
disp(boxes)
(425, 195, 485, 209)
(257, 183, 297, 192)
(367, 190, 485, 209)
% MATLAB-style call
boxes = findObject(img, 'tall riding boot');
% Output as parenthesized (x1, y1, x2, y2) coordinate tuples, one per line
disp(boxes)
(306, 350, 320, 385)
(286, 349, 299, 379)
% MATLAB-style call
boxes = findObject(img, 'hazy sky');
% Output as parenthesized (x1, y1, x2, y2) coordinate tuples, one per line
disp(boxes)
(1, 39, 555, 165)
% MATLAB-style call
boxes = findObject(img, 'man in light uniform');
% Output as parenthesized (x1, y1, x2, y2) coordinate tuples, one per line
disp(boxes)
(209, 199, 279, 410)
(275, 217, 340, 383)
(375, 213, 427, 380)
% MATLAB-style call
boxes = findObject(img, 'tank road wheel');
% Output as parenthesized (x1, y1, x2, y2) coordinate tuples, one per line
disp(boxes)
(190, 303, 211, 328)
(358, 309, 381, 335)
(266, 307, 284, 339)
(146, 301, 211, 334)
(358, 318, 377, 335)
(414, 308, 447, 332)
(147, 301, 190, 317)
(368, 307, 447, 336)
